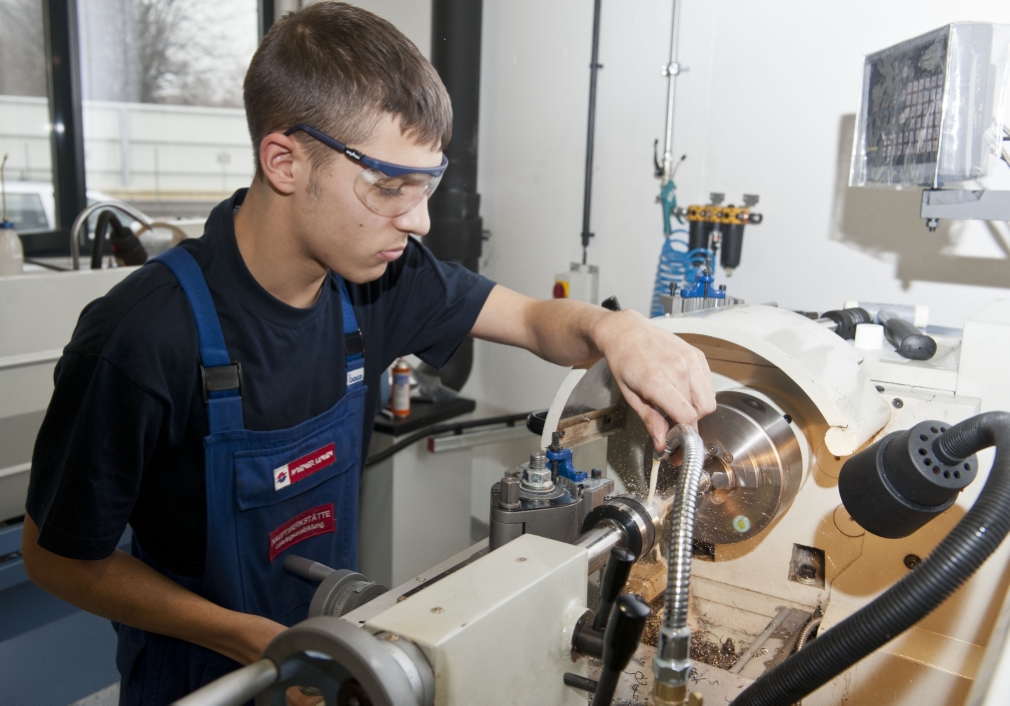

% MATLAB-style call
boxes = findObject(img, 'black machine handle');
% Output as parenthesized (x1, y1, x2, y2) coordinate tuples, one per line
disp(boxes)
(877, 309, 936, 361)
(571, 548, 638, 657)
(593, 547, 636, 631)
(564, 594, 651, 706)
(281, 555, 335, 583)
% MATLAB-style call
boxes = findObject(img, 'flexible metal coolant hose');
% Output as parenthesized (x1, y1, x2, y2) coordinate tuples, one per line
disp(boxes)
(651, 424, 707, 704)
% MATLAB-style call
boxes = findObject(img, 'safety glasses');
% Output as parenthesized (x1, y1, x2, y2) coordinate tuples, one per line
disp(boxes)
(284, 124, 448, 217)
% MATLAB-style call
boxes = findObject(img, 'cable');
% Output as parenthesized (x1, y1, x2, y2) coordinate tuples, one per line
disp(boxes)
(793, 617, 821, 653)
(365, 412, 532, 468)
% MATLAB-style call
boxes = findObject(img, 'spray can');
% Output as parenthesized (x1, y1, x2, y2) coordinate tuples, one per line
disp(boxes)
(391, 358, 411, 417)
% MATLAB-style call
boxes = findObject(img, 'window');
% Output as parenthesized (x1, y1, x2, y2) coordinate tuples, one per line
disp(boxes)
(78, 0, 259, 223)
(0, 0, 54, 234)
(3, 190, 51, 231)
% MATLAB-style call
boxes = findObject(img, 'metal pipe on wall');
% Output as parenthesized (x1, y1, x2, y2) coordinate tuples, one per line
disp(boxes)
(580, 0, 604, 265)
(658, 0, 683, 185)
(427, 0, 484, 391)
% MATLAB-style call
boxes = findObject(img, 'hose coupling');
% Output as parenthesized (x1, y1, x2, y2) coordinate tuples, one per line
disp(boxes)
(653, 625, 691, 685)
(652, 682, 705, 706)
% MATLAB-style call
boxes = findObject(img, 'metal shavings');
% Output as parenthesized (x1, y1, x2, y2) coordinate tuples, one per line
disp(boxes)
(640, 594, 740, 670)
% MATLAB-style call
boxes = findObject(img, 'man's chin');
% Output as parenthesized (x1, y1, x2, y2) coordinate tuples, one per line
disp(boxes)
(337, 261, 388, 285)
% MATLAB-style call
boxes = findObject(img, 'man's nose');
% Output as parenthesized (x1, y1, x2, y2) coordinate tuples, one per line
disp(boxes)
(393, 197, 431, 236)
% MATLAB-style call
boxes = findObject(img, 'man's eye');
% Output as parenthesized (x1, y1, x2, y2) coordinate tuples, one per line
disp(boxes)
(377, 186, 403, 199)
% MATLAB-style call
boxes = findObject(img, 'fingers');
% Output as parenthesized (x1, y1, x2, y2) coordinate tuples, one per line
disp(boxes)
(622, 387, 671, 452)
(597, 313, 716, 447)
(648, 371, 700, 427)
(685, 346, 717, 417)
(659, 336, 716, 421)
(613, 334, 715, 450)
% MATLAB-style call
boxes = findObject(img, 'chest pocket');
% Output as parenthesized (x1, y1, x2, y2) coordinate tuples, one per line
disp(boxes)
(227, 410, 363, 624)
(233, 419, 356, 511)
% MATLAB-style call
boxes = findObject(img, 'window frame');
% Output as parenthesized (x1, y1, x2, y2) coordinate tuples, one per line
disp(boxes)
(20, 0, 273, 258)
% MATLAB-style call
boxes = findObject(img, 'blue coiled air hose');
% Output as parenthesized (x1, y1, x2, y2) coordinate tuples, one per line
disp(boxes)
(650, 230, 711, 318)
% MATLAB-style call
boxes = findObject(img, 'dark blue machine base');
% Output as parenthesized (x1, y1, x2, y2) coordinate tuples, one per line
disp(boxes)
(0, 522, 127, 706)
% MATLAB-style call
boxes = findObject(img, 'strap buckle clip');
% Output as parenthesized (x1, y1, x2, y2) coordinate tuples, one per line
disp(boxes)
(345, 329, 364, 358)
(200, 362, 243, 404)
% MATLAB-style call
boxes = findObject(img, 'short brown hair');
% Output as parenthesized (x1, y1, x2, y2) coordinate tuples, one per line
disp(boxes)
(243, 2, 452, 173)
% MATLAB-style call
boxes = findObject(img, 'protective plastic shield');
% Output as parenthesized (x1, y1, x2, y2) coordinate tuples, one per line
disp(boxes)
(850, 23, 1010, 189)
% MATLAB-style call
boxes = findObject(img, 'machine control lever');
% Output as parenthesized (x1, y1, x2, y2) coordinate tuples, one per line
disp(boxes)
(565, 594, 651, 706)
(877, 309, 936, 360)
(571, 547, 637, 659)
(282, 555, 335, 583)
(598, 594, 651, 704)
(816, 307, 872, 340)
(593, 547, 637, 631)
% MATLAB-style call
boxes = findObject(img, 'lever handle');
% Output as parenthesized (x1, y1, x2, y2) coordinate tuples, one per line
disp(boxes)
(595, 594, 651, 706)
(282, 555, 335, 583)
(593, 547, 636, 631)
(878, 309, 936, 360)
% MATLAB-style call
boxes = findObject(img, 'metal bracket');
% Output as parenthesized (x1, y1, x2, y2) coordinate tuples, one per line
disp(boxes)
(426, 424, 530, 452)
(920, 189, 1010, 230)
(661, 61, 689, 77)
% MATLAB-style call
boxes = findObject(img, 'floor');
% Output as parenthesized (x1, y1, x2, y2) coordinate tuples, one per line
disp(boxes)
(69, 684, 118, 706)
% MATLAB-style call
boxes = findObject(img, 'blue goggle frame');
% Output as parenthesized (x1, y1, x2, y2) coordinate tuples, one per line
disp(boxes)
(284, 124, 448, 178)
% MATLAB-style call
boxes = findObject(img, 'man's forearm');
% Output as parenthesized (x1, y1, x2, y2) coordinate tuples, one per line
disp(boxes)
(471, 284, 717, 444)
(21, 515, 282, 665)
(471, 285, 611, 366)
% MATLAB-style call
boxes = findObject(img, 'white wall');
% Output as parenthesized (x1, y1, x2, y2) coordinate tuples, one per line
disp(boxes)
(464, 0, 1010, 416)
(344, 1, 1010, 518)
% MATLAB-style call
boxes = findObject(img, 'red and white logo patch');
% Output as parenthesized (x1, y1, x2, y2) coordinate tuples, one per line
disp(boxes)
(273, 443, 336, 491)
(269, 503, 335, 561)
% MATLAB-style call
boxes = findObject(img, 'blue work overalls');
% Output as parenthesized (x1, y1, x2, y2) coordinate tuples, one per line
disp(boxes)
(114, 247, 366, 705)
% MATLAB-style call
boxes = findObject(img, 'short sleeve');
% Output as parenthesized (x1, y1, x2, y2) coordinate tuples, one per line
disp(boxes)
(373, 238, 496, 370)
(26, 352, 166, 559)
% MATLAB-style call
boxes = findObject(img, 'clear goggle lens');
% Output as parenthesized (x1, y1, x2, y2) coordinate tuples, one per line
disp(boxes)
(353, 169, 442, 217)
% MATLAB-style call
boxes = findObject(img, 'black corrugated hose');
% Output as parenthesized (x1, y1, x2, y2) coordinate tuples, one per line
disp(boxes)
(734, 411, 1010, 706)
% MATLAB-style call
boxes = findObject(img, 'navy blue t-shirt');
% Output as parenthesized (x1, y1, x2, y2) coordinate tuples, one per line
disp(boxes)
(26, 190, 496, 577)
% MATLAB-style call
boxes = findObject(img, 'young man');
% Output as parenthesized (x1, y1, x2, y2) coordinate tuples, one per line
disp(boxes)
(22, 3, 715, 703)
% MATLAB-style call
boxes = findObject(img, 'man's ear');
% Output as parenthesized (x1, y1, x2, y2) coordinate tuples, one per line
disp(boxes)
(259, 132, 302, 195)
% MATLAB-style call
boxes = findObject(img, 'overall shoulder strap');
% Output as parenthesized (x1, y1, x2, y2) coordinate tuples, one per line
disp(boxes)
(337, 276, 365, 390)
(148, 247, 244, 432)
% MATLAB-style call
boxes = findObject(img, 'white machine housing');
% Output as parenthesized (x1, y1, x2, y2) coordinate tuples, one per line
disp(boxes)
(315, 299, 1010, 706)
(535, 300, 1010, 704)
